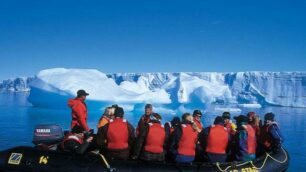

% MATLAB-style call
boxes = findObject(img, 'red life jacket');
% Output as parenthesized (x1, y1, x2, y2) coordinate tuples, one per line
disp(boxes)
(194, 119, 203, 131)
(178, 124, 198, 156)
(206, 125, 228, 154)
(107, 118, 129, 150)
(61, 133, 83, 150)
(260, 124, 273, 149)
(245, 125, 256, 154)
(144, 123, 166, 153)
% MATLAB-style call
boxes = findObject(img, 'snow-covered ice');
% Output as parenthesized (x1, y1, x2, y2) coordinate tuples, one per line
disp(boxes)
(27, 68, 306, 109)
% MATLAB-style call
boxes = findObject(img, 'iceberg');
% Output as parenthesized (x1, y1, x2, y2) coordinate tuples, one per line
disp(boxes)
(27, 68, 306, 110)
(28, 68, 170, 109)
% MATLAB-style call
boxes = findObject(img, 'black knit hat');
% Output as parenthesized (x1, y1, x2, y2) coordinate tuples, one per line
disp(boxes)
(214, 116, 224, 125)
(234, 115, 248, 124)
(171, 117, 181, 126)
(264, 112, 275, 121)
(222, 112, 231, 119)
(114, 107, 124, 118)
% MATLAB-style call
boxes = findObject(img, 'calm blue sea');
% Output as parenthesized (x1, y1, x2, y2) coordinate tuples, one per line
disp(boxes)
(0, 92, 305, 171)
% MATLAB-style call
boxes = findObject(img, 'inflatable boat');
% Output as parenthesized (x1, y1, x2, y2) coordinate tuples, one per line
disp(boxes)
(0, 124, 290, 172)
(0, 145, 289, 172)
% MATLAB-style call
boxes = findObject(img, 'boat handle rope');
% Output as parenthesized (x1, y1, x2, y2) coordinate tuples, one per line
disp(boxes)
(90, 151, 116, 172)
(216, 147, 288, 172)
(250, 147, 288, 170)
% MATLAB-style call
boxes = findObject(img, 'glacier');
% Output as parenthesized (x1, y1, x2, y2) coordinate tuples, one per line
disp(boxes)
(27, 68, 306, 110)
(0, 77, 34, 92)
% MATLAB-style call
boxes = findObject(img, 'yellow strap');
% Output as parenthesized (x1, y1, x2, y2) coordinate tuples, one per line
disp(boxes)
(90, 150, 111, 169)
(98, 153, 111, 168)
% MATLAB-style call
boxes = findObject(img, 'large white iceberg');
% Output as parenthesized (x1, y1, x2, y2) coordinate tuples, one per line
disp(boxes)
(28, 68, 170, 109)
(28, 68, 306, 109)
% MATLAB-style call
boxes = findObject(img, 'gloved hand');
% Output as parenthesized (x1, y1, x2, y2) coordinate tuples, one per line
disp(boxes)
(86, 136, 93, 143)
(131, 155, 138, 160)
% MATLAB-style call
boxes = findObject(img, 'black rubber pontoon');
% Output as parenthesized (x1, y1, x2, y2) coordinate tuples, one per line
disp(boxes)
(0, 146, 289, 172)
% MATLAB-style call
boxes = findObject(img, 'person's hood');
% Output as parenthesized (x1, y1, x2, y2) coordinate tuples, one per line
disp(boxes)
(149, 120, 161, 124)
(68, 98, 83, 108)
(238, 122, 248, 129)
(266, 121, 278, 126)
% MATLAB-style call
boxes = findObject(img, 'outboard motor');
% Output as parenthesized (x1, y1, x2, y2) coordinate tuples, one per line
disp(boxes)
(33, 124, 64, 150)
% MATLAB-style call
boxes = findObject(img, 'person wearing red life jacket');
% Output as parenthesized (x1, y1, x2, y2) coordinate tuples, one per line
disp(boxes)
(96, 106, 135, 160)
(193, 110, 204, 132)
(132, 114, 166, 162)
(164, 116, 181, 162)
(61, 127, 93, 154)
(97, 105, 116, 129)
(136, 104, 161, 137)
(169, 113, 198, 163)
(234, 115, 257, 161)
(259, 113, 283, 153)
(247, 112, 262, 138)
(68, 90, 90, 132)
(198, 116, 230, 163)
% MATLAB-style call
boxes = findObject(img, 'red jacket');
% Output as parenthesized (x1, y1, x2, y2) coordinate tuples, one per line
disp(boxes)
(144, 123, 166, 153)
(68, 98, 90, 131)
(206, 125, 228, 154)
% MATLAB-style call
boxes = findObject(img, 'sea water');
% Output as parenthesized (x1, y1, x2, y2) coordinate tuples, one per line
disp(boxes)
(0, 92, 305, 171)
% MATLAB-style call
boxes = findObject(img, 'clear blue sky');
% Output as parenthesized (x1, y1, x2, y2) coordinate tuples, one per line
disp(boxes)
(1, 0, 306, 80)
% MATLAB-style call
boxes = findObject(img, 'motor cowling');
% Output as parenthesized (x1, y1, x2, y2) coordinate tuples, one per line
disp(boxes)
(32, 124, 64, 146)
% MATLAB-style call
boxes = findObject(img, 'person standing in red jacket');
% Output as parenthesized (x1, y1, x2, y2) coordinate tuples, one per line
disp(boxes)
(68, 90, 90, 132)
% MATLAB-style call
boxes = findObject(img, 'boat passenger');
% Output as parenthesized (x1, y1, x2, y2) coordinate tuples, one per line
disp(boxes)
(61, 127, 93, 154)
(222, 112, 237, 136)
(193, 110, 204, 132)
(164, 116, 181, 162)
(136, 104, 161, 136)
(247, 112, 262, 138)
(234, 115, 256, 161)
(169, 113, 198, 163)
(165, 117, 181, 136)
(260, 112, 283, 153)
(96, 107, 135, 160)
(97, 106, 115, 129)
(199, 116, 229, 163)
(132, 114, 166, 162)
